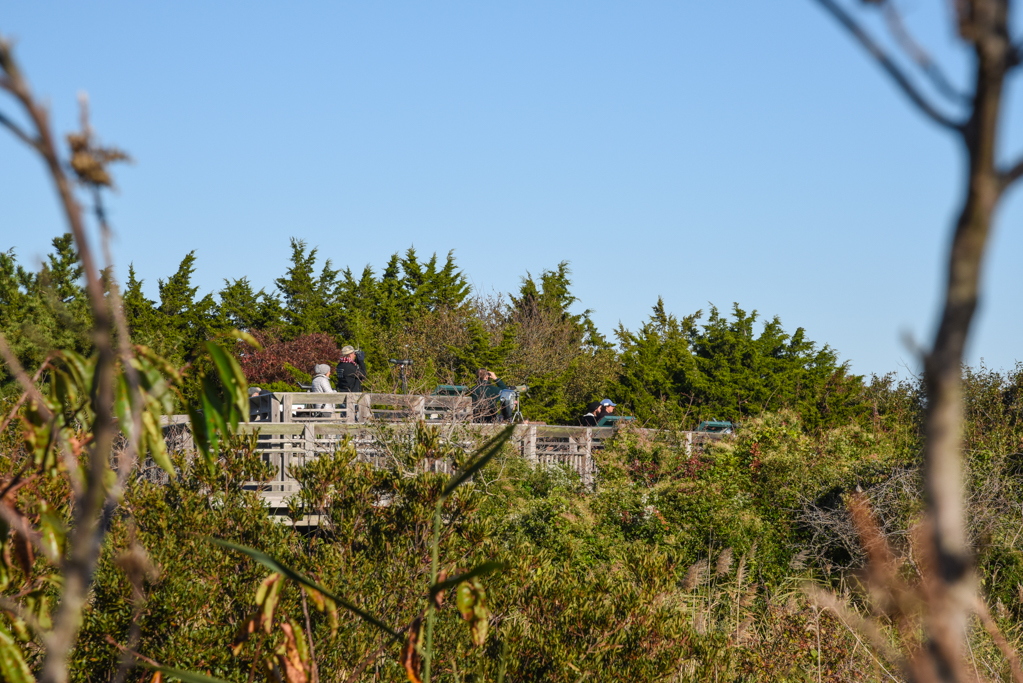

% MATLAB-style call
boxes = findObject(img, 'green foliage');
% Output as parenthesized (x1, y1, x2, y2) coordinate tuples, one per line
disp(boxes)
(274, 238, 340, 338)
(218, 277, 283, 332)
(0, 236, 93, 394)
(8, 361, 1018, 682)
(4, 232, 881, 431)
(616, 300, 866, 430)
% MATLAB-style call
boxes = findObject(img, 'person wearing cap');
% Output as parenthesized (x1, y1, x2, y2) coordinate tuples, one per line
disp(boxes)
(309, 364, 333, 416)
(335, 345, 367, 393)
(580, 398, 616, 426)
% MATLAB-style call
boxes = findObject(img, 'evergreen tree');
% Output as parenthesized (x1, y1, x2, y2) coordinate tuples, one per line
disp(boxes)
(274, 238, 339, 337)
(505, 262, 616, 423)
(218, 277, 283, 331)
(123, 264, 166, 351)
(616, 301, 865, 429)
(156, 251, 222, 364)
(41, 233, 85, 304)
(448, 318, 517, 381)
(0, 237, 93, 393)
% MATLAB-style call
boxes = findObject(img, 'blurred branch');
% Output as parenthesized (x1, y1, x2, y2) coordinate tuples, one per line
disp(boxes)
(93, 181, 143, 489)
(881, 2, 971, 104)
(815, 0, 1018, 677)
(1, 33, 123, 683)
(811, 0, 966, 132)
(1000, 155, 1023, 190)
(0, 108, 41, 151)
(974, 596, 1023, 683)
(0, 351, 54, 436)
(0, 333, 53, 421)
(0, 596, 44, 638)
(803, 584, 905, 675)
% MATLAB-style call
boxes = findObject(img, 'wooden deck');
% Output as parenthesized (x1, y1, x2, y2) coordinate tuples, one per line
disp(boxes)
(161, 392, 713, 510)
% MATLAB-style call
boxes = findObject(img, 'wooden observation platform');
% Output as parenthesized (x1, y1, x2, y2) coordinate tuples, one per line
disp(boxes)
(162, 391, 713, 510)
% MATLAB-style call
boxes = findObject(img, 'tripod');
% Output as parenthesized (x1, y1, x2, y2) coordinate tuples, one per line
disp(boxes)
(388, 359, 412, 394)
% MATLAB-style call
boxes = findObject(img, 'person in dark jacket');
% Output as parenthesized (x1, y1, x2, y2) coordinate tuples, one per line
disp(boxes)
(471, 368, 507, 422)
(336, 345, 367, 392)
(580, 398, 616, 426)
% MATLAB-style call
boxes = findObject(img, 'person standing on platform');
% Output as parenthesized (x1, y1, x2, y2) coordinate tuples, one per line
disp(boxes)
(336, 345, 367, 393)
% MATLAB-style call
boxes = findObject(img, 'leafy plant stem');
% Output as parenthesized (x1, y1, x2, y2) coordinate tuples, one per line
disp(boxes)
(423, 501, 442, 683)
(300, 587, 319, 683)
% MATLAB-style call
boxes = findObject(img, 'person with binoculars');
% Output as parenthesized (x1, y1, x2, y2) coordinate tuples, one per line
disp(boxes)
(471, 368, 508, 422)
(335, 345, 367, 393)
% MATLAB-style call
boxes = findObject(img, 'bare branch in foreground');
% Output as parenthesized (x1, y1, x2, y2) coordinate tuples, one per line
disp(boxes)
(974, 596, 1023, 683)
(1, 33, 124, 683)
(0, 108, 41, 151)
(811, 0, 966, 132)
(881, 2, 971, 105)
(999, 155, 1023, 191)
(0, 333, 53, 421)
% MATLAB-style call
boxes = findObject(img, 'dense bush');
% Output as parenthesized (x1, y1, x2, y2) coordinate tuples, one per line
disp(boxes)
(238, 331, 342, 388)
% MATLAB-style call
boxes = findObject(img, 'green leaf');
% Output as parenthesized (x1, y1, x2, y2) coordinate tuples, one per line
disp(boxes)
(205, 341, 249, 426)
(186, 402, 210, 461)
(0, 623, 33, 683)
(51, 368, 77, 410)
(229, 328, 263, 351)
(37, 501, 65, 562)
(210, 538, 400, 641)
(143, 411, 175, 478)
(146, 665, 233, 683)
(429, 561, 506, 599)
(440, 425, 514, 500)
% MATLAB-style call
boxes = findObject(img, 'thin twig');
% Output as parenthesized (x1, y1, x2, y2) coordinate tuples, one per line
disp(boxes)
(0, 333, 53, 421)
(0, 109, 41, 151)
(104, 634, 161, 668)
(881, 1, 970, 105)
(0, 596, 45, 638)
(803, 584, 905, 675)
(0, 499, 45, 555)
(300, 588, 319, 683)
(975, 596, 1023, 683)
(0, 354, 54, 436)
(811, 0, 966, 132)
(1000, 156, 1023, 191)
(1, 34, 123, 683)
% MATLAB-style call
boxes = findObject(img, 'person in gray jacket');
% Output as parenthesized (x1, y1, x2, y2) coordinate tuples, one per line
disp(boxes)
(310, 364, 333, 415)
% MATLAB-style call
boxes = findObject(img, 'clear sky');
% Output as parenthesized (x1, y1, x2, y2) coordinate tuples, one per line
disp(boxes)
(2, 2, 1021, 378)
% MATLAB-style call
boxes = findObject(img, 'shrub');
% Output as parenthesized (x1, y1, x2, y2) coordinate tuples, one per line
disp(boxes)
(238, 331, 341, 385)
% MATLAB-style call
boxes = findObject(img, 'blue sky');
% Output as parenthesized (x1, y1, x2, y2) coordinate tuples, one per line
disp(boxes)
(2, 2, 1021, 378)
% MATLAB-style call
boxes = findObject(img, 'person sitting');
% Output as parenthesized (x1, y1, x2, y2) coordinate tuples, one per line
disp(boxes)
(471, 368, 507, 422)
(307, 364, 333, 417)
(581, 398, 616, 426)
(336, 345, 367, 393)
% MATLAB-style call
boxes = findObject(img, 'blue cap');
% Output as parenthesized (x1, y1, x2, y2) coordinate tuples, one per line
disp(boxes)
(600, 399, 616, 407)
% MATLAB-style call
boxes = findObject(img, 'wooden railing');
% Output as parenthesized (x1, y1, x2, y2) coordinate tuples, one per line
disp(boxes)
(161, 392, 718, 509)
(248, 391, 472, 424)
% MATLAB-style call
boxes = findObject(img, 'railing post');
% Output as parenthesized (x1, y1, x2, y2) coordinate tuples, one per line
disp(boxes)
(302, 424, 315, 470)
(357, 392, 371, 422)
(282, 394, 293, 423)
(584, 428, 593, 488)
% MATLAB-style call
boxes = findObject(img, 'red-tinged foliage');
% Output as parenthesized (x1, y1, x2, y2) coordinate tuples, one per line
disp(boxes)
(238, 330, 341, 385)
